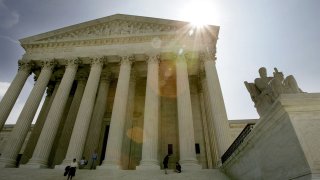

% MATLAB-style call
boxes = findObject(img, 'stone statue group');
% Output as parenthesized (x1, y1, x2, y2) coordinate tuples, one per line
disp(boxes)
(245, 67, 303, 116)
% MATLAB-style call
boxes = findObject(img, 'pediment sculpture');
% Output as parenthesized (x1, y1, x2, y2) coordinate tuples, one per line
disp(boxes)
(245, 67, 303, 116)
(36, 20, 178, 42)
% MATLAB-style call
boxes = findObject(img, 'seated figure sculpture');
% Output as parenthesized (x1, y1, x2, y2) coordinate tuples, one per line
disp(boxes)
(245, 67, 303, 116)
(245, 67, 273, 116)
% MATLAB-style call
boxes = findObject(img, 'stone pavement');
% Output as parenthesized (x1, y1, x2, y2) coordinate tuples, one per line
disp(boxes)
(0, 168, 230, 180)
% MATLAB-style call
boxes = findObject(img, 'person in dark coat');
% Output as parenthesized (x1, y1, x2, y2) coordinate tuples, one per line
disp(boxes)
(67, 158, 78, 180)
(175, 162, 181, 173)
(163, 154, 170, 174)
(64, 166, 70, 176)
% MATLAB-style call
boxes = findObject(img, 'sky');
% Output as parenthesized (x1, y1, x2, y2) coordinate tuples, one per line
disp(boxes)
(0, 0, 320, 124)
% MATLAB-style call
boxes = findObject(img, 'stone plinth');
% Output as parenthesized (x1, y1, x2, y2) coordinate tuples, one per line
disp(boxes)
(223, 93, 320, 180)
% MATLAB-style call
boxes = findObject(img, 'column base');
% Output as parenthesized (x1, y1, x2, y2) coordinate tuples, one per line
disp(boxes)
(55, 164, 69, 170)
(0, 158, 16, 168)
(20, 158, 48, 169)
(54, 158, 71, 169)
(19, 163, 47, 169)
(97, 161, 121, 170)
(180, 159, 202, 170)
(215, 159, 222, 167)
(136, 160, 160, 170)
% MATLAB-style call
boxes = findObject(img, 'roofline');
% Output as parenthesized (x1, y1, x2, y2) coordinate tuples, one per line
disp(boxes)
(19, 13, 220, 44)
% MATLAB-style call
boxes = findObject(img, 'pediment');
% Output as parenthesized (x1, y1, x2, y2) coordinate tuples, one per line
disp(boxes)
(20, 14, 191, 44)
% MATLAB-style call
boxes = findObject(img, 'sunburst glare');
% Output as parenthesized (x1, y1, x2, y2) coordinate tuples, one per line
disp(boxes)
(180, 0, 219, 27)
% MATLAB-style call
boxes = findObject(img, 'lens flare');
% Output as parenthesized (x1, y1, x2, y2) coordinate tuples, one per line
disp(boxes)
(180, 0, 219, 27)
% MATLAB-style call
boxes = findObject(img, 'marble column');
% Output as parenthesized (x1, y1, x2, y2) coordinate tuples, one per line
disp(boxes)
(197, 75, 214, 169)
(59, 58, 104, 166)
(122, 71, 136, 169)
(137, 55, 160, 170)
(0, 61, 32, 130)
(99, 56, 133, 169)
(23, 59, 80, 168)
(200, 50, 232, 160)
(83, 70, 111, 163)
(200, 68, 220, 167)
(20, 82, 59, 164)
(176, 54, 201, 170)
(53, 72, 87, 166)
(0, 60, 55, 168)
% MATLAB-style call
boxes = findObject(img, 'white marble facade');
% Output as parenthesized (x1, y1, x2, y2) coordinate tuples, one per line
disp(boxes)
(0, 14, 232, 170)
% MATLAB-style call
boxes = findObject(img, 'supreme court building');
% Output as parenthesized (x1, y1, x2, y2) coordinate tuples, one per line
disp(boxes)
(0, 14, 236, 170)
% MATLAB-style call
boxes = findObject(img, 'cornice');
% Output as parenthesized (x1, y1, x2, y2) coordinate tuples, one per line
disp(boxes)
(22, 34, 207, 53)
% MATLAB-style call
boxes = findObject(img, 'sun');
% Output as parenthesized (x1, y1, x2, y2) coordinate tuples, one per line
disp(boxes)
(180, 0, 219, 27)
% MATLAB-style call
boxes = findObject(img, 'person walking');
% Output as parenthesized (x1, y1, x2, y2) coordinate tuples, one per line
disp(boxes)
(91, 150, 98, 169)
(67, 158, 78, 180)
(163, 154, 170, 174)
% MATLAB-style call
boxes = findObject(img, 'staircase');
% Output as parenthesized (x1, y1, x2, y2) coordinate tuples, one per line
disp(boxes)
(0, 168, 230, 180)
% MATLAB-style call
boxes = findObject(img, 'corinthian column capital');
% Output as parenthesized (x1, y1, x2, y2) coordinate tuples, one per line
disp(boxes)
(90, 57, 104, 67)
(18, 60, 33, 73)
(120, 55, 134, 65)
(199, 49, 216, 62)
(41, 60, 56, 70)
(146, 54, 160, 64)
(66, 58, 82, 68)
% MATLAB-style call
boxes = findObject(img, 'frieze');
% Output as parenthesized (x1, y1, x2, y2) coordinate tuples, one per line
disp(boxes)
(23, 34, 203, 55)
(26, 35, 170, 49)
(25, 47, 74, 55)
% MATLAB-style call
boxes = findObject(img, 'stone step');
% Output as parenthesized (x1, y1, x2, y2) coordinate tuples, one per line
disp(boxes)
(0, 168, 230, 180)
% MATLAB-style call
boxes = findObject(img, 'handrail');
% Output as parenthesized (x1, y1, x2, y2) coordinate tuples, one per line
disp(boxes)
(221, 123, 255, 163)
